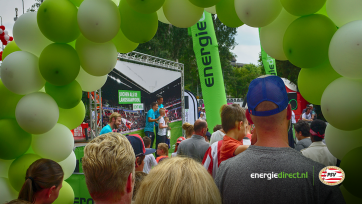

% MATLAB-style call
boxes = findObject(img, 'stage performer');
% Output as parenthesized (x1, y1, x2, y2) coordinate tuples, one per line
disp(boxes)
(154, 95, 164, 143)
(100, 112, 122, 135)
(144, 102, 161, 148)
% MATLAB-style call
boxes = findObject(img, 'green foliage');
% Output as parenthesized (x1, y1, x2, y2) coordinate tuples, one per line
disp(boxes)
(226, 64, 264, 98)
(136, 15, 237, 97)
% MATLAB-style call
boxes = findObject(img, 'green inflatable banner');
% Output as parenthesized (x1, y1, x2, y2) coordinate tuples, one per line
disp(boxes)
(259, 29, 277, 76)
(66, 146, 94, 204)
(190, 11, 227, 131)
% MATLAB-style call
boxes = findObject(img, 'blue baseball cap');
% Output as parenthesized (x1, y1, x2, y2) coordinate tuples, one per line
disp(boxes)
(126, 134, 156, 157)
(246, 75, 288, 117)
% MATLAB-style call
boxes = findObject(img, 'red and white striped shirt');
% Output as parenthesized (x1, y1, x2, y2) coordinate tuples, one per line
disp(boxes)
(202, 140, 223, 179)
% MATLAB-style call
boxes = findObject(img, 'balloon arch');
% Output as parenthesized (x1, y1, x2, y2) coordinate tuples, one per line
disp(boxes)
(1, 0, 362, 202)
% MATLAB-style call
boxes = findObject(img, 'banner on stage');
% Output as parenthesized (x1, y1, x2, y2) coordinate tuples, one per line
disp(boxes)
(133, 103, 144, 111)
(118, 90, 141, 104)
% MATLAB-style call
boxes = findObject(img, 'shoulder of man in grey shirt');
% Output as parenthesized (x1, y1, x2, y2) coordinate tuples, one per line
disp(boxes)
(215, 145, 345, 204)
(295, 138, 312, 151)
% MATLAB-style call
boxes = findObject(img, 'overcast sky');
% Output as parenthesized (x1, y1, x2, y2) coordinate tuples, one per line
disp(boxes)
(1, 0, 261, 65)
(232, 25, 261, 65)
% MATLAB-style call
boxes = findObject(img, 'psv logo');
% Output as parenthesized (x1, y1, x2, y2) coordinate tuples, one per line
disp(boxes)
(319, 166, 345, 186)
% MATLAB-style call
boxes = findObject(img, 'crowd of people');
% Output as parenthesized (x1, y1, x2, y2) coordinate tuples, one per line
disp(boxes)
(6, 76, 345, 204)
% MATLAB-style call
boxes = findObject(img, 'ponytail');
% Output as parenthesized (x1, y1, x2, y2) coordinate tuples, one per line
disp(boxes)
(18, 159, 64, 203)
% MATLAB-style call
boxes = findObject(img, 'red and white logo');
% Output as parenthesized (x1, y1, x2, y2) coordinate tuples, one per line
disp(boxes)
(319, 166, 345, 186)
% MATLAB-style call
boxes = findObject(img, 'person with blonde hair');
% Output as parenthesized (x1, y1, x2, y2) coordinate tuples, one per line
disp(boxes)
(156, 108, 168, 155)
(100, 112, 122, 135)
(134, 157, 222, 204)
(83, 132, 136, 204)
(181, 122, 194, 139)
(17, 159, 64, 204)
(156, 143, 169, 163)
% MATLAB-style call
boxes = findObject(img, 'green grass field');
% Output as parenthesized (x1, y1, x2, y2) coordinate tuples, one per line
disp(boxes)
(128, 121, 183, 154)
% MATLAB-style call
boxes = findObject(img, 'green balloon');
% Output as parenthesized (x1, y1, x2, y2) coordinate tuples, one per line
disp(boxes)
(280, 0, 326, 16)
(69, 0, 84, 7)
(8, 153, 41, 191)
(283, 14, 337, 68)
(25, 146, 35, 154)
(37, 0, 80, 43)
(340, 185, 362, 203)
(119, 0, 158, 43)
(45, 81, 82, 109)
(112, 28, 139, 53)
(2, 41, 21, 60)
(340, 147, 362, 199)
(126, 0, 166, 14)
(53, 181, 74, 204)
(0, 119, 32, 160)
(0, 80, 23, 120)
(216, 0, 244, 28)
(298, 61, 341, 105)
(58, 101, 86, 130)
(39, 43, 80, 86)
(190, 0, 221, 8)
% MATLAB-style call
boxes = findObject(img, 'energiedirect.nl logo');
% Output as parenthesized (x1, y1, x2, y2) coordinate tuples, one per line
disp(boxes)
(250, 172, 309, 180)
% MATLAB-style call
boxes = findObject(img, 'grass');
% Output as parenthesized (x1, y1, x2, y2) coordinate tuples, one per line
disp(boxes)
(128, 121, 183, 154)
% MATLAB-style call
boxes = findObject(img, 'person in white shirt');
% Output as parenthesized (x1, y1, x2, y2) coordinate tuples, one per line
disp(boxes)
(142, 136, 157, 174)
(156, 108, 168, 156)
(301, 119, 338, 166)
(302, 106, 313, 122)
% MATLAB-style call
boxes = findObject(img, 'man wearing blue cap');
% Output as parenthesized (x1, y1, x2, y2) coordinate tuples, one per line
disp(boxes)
(126, 134, 156, 172)
(215, 75, 345, 204)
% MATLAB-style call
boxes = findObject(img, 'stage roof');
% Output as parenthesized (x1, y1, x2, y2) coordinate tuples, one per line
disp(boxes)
(114, 60, 181, 93)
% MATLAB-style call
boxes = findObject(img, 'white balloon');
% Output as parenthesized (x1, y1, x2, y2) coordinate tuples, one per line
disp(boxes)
(157, 7, 170, 24)
(329, 20, 362, 78)
(1, 51, 45, 95)
(235, 0, 282, 27)
(260, 9, 298, 60)
(78, 0, 120, 43)
(325, 124, 362, 160)
(163, 0, 204, 28)
(16, 92, 59, 134)
(13, 12, 52, 57)
(0, 177, 18, 204)
(321, 77, 362, 131)
(205, 6, 216, 14)
(0, 29, 3, 35)
(75, 35, 117, 76)
(4, 35, 9, 41)
(76, 67, 108, 92)
(58, 151, 76, 180)
(0, 159, 14, 178)
(327, 0, 362, 27)
(4, 31, 8, 35)
(32, 124, 74, 162)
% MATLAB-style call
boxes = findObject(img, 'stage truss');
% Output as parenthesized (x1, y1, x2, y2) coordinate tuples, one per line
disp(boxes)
(89, 51, 185, 139)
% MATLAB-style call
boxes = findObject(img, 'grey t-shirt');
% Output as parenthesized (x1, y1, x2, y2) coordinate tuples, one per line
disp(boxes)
(215, 145, 345, 204)
(295, 137, 312, 151)
(177, 134, 210, 162)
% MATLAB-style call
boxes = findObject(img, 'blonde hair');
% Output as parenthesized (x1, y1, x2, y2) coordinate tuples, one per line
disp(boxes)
(109, 112, 121, 123)
(159, 108, 165, 115)
(158, 143, 168, 155)
(164, 117, 169, 121)
(134, 157, 222, 204)
(182, 122, 194, 138)
(82, 133, 135, 201)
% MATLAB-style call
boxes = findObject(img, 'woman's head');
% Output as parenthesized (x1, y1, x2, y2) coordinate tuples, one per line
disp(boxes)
(157, 143, 168, 156)
(182, 122, 194, 138)
(221, 104, 247, 140)
(134, 157, 221, 204)
(18, 159, 64, 203)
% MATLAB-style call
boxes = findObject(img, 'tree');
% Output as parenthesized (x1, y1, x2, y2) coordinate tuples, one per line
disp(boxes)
(226, 64, 263, 99)
(136, 15, 238, 97)
(27, 0, 44, 12)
